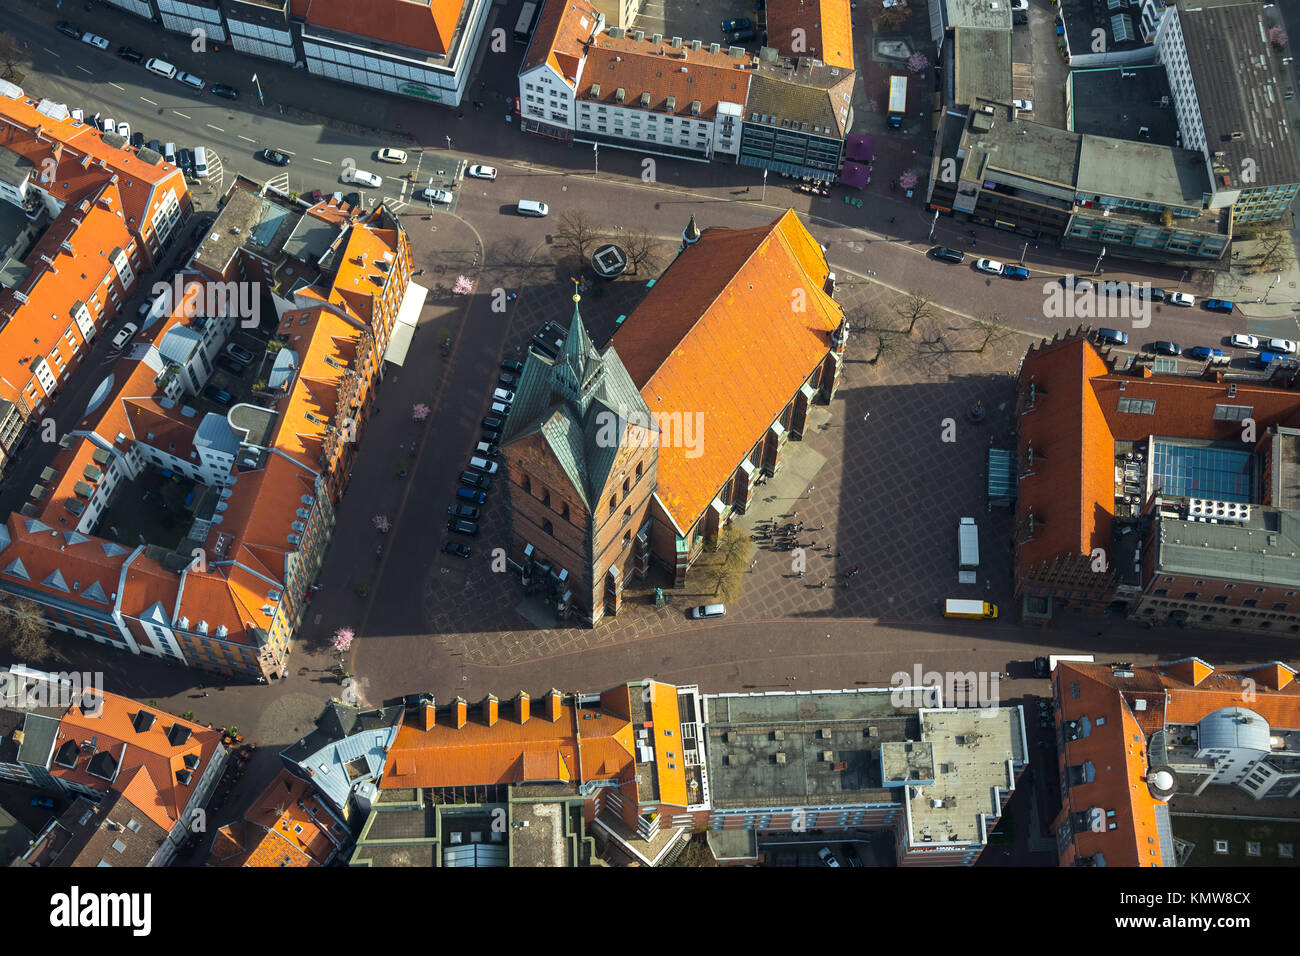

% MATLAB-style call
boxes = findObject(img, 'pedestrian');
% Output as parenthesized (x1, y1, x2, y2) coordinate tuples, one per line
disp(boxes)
(835, 551, 842, 557)
(798, 570, 804, 578)
(744, 186, 750, 193)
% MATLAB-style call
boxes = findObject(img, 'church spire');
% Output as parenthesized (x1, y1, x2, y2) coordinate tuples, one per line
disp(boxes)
(683, 214, 700, 246)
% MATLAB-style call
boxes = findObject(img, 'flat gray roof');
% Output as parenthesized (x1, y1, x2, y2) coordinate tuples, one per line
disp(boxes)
(1178, 0, 1300, 189)
(1269, 429, 1300, 511)
(941, 0, 1012, 31)
(1077, 135, 1209, 209)
(962, 109, 1082, 189)
(1069, 66, 1179, 146)
(1155, 510, 1300, 587)
(193, 183, 304, 275)
(953, 28, 1011, 107)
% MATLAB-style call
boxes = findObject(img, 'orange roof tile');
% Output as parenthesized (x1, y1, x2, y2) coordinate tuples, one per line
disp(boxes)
(523, 0, 601, 79)
(288, 0, 463, 56)
(611, 209, 842, 530)
(647, 681, 690, 807)
(577, 36, 752, 119)
(765, 0, 856, 69)
(210, 770, 347, 867)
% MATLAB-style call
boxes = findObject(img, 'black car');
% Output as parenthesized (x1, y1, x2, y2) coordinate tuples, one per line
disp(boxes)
(447, 503, 481, 520)
(117, 46, 144, 62)
(459, 470, 492, 490)
(177, 148, 195, 176)
(215, 355, 247, 376)
(210, 83, 239, 100)
(261, 148, 291, 166)
(56, 21, 81, 39)
(441, 540, 471, 559)
(482, 415, 505, 431)
(1013, 10, 1028, 23)
(930, 246, 965, 264)
(343, 191, 363, 208)
(501, 359, 525, 374)
(1032, 657, 1050, 679)
(498, 372, 518, 388)
(147, 139, 163, 154)
(842, 843, 864, 867)
(1152, 341, 1182, 356)
(481, 428, 501, 444)
(447, 517, 479, 537)
(1138, 286, 1167, 301)
(727, 28, 756, 43)
(130, 131, 145, 149)
(1098, 281, 1131, 297)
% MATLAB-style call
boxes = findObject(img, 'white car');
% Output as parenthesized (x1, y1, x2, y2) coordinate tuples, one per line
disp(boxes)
(71, 108, 84, 122)
(116, 121, 131, 139)
(817, 847, 841, 867)
(1013, 99, 1033, 111)
(376, 148, 408, 164)
(81, 33, 110, 51)
(419, 187, 454, 204)
(974, 258, 1005, 275)
(100, 116, 115, 133)
(1229, 333, 1260, 350)
(1266, 338, 1298, 354)
(347, 169, 383, 188)
(111, 323, 138, 349)
(176, 71, 205, 91)
(467, 164, 497, 180)
(689, 603, 726, 619)
(1167, 292, 1195, 307)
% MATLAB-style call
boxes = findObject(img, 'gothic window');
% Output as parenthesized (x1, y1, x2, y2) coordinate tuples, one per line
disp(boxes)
(543, 520, 554, 535)
(543, 490, 551, 508)
(524, 475, 532, 495)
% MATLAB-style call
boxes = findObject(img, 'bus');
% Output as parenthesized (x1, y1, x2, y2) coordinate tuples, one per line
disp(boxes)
(887, 74, 907, 128)
(514, 0, 540, 45)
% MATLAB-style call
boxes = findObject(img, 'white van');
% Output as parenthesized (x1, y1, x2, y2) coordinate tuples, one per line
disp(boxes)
(492, 387, 515, 404)
(163, 142, 177, 164)
(193, 146, 210, 179)
(468, 456, 499, 475)
(517, 200, 549, 217)
(145, 58, 178, 80)
(490, 401, 510, 416)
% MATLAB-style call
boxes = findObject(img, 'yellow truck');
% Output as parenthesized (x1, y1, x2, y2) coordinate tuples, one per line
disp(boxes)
(944, 599, 998, 619)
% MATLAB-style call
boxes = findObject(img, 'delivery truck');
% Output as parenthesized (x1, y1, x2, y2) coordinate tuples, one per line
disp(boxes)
(1049, 654, 1095, 671)
(887, 75, 907, 128)
(958, 517, 979, 583)
(944, 599, 998, 619)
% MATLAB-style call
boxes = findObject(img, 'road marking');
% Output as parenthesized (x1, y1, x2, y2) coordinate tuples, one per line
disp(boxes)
(312, 157, 331, 165)
(206, 124, 225, 132)
(76, 65, 92, 76)
(237, 134, 256, 143)
(277, 148, 297, 155)
(109, 83, 125, 91)
(43, 48, 59, 58)
(140, 97, 158, 106)
(173, 110, 190, 119)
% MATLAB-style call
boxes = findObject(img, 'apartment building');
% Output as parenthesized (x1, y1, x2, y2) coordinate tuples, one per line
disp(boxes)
(209, 769, 351, 866)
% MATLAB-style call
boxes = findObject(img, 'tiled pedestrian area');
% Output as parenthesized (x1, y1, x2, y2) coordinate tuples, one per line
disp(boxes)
(420, 254, 1021, 667)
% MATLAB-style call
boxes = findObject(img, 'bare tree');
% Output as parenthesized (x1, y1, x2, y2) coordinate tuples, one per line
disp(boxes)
(971, 312, 1015, 354)
(896, 288, 936, 335)
(865, 0, 910, 29)
(702, 525, 751, 601)
(554, 210, 603, 263)
(0, 597, 52, 662)
(1254, 228, 1289, 276)
(622, 230, 663, 277)
(0, 31, 24, 82)
(868, 330, 904, 365)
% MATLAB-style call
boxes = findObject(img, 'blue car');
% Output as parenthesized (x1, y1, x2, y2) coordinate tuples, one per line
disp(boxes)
(1188, 346, 1227, 363)
(1257, 351, 1285, 366)
(1003, 266, 1030, 280)
(721, 17, 752, 31)
(456, 487, 487, 504)
(1203, 299, 1235, 313)
(727, 28, 756, 43)
(30, 796, 55, 809)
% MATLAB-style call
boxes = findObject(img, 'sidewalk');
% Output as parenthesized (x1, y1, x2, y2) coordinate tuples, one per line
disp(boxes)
(1213, 233, 1300, 324)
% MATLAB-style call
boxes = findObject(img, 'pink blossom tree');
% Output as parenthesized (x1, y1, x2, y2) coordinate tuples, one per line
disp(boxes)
(372, 514, 391, 533)
(907, 51, 929, 73)
(452, 275, 474, 295)
(899, 169, 919, 190)
(332, 627, 355, 654)
(412, 403, 430, 423)
(1270, 25, 1288, 48)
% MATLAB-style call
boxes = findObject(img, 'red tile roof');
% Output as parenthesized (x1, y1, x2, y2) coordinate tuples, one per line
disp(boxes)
(523, 0, 602, 79)
(577, 35, 753, 120)
(289, 0, 464, 56)
(765, 0, 856, 69)
(209, 770, 347, 867)
(611, 209, 842, 531)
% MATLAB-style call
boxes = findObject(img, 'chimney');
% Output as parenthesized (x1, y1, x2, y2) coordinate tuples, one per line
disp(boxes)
(420, 700, 436, 731)
(484, 694, 499, 727)
(547, 688, 563, 722)
(516, 691, 531, 724)
(454, 697, 467, 729)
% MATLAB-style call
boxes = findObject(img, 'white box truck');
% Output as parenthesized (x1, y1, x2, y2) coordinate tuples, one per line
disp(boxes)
(1049, 654, 1095, 671)
(958, 517, 979, 584)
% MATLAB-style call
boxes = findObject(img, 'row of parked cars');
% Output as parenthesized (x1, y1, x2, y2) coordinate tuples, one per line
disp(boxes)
(56, 21, 238, 99)
(442, 358, 528, 557)
(1093, 327, 1297, 363)
(84, 115, 208, 177)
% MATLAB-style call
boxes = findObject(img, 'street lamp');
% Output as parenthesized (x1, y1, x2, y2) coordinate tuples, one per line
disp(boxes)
(445, 135, 452, 152)
(593, 142, 598, 179)
(928, 208, 939, 241)
(251, 73, 264, 107)
(762, 167, 768, 202)
(1093, 245, 1107, 276)
(1264, 273, 1282, 303)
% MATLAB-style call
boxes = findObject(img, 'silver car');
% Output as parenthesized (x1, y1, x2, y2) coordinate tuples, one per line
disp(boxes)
(689, 603, 726, 619)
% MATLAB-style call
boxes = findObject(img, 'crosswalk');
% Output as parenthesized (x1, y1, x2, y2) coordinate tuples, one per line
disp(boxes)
(266, 172, 290, 193)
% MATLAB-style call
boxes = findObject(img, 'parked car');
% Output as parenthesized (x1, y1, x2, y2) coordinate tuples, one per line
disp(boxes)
(147, 139, 162, 154)
(1032, 656, 1050, 678)
(481, 428, 501, 443)
(441, 540, 472, 559)
(1188, 347, 1229, 364)
(482, 415, 505, 431)
(176, 71, 205, 91)
(689, 603, 726, 619)
(56, 21, 81, 39)
(1098, 281, 1131, 297)
(721, 17, 752, 31)
(447, 504, 481, 520)
(1203, 299, 1235, 313)
(130, 131, 145, 149)
(447, 518, 479, 537)
(1152, 341, 1182, 356)
(1003, 265, 1030, 280)
(1257, 351, 1287, 367)
(99, 116, 115, 133)
(177, 148, 195, 176)
(376, 148, 408, 164)
(467, 164, 498, 180)
(30, 796, 56, 809)
(215, 355, 247, 376)
(974, 258, 1005, 275)
(306, 189, 325, 205)
(117, 46, 144, 62)
(930, 246, 965, 264)
(1137, 286, 1166, 301)
(501, 359, 525, 374)
(456, 487, 487, 505)
(727, 28, 756, 43)
(111, 323, 138, 349)
(261, 148, 291, 166)
(459, 470, 492, 490)
(419, 188, 454, 204)
(817, 847, 840, 867)
(348, 169, 382, 188)
(1013, 10, 1028, 24)
(1094, 328, 1128, 346)
(1167, 292, 1195, 307)
(221, 343, 254, 365)
(203, 385, 234, 406)
(81, 33, 110, 51)
(116, 121, 131, 139)
(1013, 99, 1033, 111)
(498, 372, 519, 388)
(1011, 0, 1028, 9)
(1267, 338, 1298, 354)
(842, 843, 864, 867)
(468, 456, 500, 475)
(210, 83, 239, 100)
(1229, 333, 1260, 350)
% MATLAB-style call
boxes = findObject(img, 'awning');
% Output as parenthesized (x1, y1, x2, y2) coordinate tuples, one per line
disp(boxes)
(839, 161, 870, 188)
(383, 281, 428, 367)
(845, 134, 875, 163)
